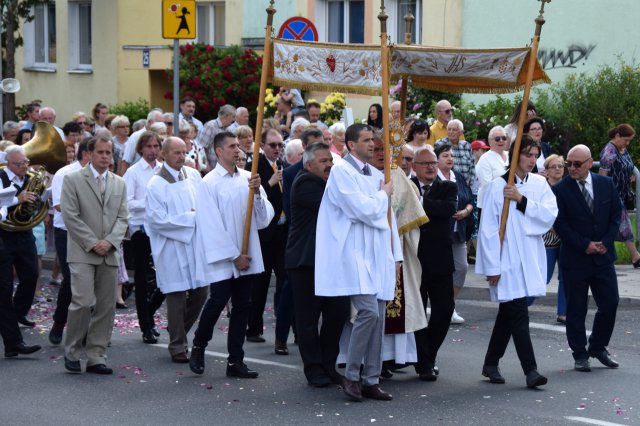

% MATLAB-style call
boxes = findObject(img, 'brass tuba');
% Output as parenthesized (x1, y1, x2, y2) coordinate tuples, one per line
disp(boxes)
(0, 121, 67, 231)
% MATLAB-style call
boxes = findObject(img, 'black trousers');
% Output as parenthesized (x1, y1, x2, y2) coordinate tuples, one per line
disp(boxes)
(484, 297, 537, 374)
(564, 264, 619, 360)
(193, 274, 254, 363)
(414, 272, 455, 372)
(0, 229, 38, 319)
(247, 225, 287, 337)
(52, 228, 72, 325)
(0, 237, 23, 350)
(131, 231, 165, 332)
(289, 267, 349, 381)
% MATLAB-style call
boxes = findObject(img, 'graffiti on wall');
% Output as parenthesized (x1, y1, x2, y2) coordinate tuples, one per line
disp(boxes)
(538, 43, 597, 69)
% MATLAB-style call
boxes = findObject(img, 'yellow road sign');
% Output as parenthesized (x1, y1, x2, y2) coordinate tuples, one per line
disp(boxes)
(162, 0, 196, 39)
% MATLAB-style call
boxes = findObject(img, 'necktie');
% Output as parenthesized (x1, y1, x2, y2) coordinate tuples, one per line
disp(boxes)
(271, 162, 282, 191)
(422, 184, 430, 197)
(362, 164, 371, 176)
(97, 175, 105, 196)
(579, 180, 593, 212)
(178, 169, 184, 181)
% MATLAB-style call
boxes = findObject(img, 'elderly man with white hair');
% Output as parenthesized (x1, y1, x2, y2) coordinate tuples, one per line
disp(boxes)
(284, 139, 304, 166)
(288, 118, 310, 142)
(119, 109, 165, 175)
(227, 107, 250, 133)
(435, 119, 476, 188)
(200, 104, 237, 165)
(39, 106, 66, 140)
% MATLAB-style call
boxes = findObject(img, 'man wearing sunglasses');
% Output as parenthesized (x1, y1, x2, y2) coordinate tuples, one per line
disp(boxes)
(427, 100, 465, 146)
(552, 144, 622, 373)
(245, 128, 289, 350)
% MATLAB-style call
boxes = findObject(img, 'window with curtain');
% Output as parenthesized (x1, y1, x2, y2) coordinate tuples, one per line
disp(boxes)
(196, 2, 226, 46)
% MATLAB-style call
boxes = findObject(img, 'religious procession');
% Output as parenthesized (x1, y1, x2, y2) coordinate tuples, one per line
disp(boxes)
(1, 0, 639, 423)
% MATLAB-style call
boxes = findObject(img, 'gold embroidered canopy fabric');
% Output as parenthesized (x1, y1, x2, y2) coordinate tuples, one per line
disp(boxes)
(270, 39, 551, 95)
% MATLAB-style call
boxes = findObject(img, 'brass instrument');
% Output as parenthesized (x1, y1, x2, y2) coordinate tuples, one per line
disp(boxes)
(0, 121, 66, 231)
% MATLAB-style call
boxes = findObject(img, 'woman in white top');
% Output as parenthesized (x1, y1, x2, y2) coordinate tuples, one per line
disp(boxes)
(476, 126, 509, 210)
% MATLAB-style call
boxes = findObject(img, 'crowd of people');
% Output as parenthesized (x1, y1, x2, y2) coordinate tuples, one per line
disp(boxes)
(0, 92, 637, 402)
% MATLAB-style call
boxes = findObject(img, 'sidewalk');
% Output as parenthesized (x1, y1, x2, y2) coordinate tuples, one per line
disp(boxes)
(461, 263, 640, 307)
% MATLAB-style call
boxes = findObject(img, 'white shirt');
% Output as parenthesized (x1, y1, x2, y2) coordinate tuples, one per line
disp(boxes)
(145, 166, 205, 293)
(576, 172, 593, 199)
(476, 150, 509, 209)
(51, 161, 83, 230)
(123, 159, 162, 227)
(122, 128, 145, 165)
(315, 157, 403, 300)
(179, 113, 203, 135)
(476, 173, 558, 302)
(2, 167, 24, 207)
(194, 163, 274, 285)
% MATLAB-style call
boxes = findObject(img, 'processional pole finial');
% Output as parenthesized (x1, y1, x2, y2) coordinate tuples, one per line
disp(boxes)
(378, 0, 388, 33)
(404, 12, 415, 45)
(535, 0, 551, 36)
(266, 0, 276, 26)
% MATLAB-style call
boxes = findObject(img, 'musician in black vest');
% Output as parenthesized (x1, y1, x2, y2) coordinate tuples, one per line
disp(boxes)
(0, 145, 41, 357)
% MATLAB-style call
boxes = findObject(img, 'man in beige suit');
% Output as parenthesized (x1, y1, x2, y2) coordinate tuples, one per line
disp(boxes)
(61, 134, 129, 375)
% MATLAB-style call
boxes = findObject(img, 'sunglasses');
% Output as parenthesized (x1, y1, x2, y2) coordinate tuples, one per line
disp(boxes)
(267, 143, 284, 149)
(493, 136, 507, 142)
(166, 122, 173, 126)
(440, 109, 452, 114)
(565, 158, 591, 169)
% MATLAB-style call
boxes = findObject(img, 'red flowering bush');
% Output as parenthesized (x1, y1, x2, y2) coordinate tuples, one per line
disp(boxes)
(166, 43, 263, 123)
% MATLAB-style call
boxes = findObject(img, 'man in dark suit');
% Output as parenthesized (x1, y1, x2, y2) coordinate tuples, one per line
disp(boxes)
(411, 147, 457, 381)
(0, 145, 40, 329)
(282, 128, 324, 219)
(245, 128, 288, 348)
(0, 145, 41, 358)
(553, 144, 622, 372)
(286, 142, 349, 387)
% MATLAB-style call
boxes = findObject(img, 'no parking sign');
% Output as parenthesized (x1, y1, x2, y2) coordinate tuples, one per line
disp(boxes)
(278, 17, 318, 42)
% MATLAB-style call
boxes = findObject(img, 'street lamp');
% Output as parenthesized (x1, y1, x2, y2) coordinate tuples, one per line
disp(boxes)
(0, 78, 21, 128)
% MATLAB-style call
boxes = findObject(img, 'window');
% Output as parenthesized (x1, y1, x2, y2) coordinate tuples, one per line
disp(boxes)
(196, 2, 225, 46)
(23, 3, 57, 69)
(388, 0, 421, 44)
(69, 1, 92, 70)
(324, 0, 364, 44)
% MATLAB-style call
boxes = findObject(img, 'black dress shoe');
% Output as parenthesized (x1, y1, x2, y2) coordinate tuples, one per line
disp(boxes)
(380, 365, 394, 379)
(5, 342, 42, 358)
(589, 350, 619, 368)
(308, 375, 332, 388)
(274, 341, 289, 355)
(526, 370, 548, 388)
(326, 370, 344, 385)
(150, 327, 160, 337)
(246, 334, 265, 343)
(115, 302, 127, 309)
(227, 362, 259, 378)
(64, 357, 81, 373)
(49, 323, 65, 345)
(142, 331, 158, 344)
(574, 358, 591, 372)
(342, 378, 363, 402)
(418, 367, 438, 382)
(361, 384, 393, 401)
(86, 364, 113, 375)
(17, 317, 36, 327)
(482, 365, 506, 384)
(190, 346, 205, 375)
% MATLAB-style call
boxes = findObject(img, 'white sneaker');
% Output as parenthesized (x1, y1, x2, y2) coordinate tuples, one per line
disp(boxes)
(451, 310, 465, 324)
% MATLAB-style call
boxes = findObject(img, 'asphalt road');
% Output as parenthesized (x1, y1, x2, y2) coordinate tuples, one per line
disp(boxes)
(1, 281, 638, 426)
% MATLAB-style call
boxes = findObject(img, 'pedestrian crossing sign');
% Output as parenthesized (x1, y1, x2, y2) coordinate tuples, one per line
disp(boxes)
(162, 0, 196, 39)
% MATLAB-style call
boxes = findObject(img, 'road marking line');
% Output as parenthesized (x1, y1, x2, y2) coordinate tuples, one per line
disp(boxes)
(565, 416, 627, 426)
(530, 322, 591, 336)
(151, 344, 301, 370)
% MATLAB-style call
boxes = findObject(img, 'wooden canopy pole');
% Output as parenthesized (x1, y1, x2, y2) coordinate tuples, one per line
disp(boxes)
(498, 0, 551, 246)
(399, 12, 414, 121)
(378, 1, 392, 225)
(242, 0, 276, 254)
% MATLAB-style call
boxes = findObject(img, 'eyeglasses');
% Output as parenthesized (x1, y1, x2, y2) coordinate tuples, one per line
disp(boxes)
(493, 136, 508, 142)
(402, 156, 414, 162)
(414, 161, 437, 167)
(565, 158, 591, 169)
(166, 122, 173, 126)
(9, 160, 30, 167)
(267, 143, 284, 149)
(546, 164, 564, 170)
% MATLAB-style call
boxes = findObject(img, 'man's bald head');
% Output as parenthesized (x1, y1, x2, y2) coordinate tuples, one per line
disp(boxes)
(162, 136, 187, 170)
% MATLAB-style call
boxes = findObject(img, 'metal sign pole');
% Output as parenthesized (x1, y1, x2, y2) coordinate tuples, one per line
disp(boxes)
(173, 39, 180, 136)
